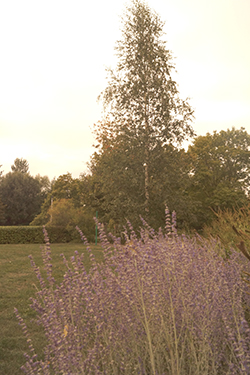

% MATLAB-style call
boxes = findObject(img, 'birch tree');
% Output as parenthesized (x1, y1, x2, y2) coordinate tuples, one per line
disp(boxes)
(97, 0, 194, 216)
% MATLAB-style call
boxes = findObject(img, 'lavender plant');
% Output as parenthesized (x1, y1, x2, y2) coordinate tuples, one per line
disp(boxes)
(15, 210, 250, 374)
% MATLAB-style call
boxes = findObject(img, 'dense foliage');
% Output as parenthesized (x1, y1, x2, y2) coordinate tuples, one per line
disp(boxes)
(30, 173, 81, 226)
(0, 159, 51, 226)
(15, 212, 250, 374)
(0, 225, 71, 244)
(85, 124, 250, 233)
(187, 127, 250, 227)
(85, 143, 196, 232)
(30, 173, 96, 242)
(0, 172, 43, 225)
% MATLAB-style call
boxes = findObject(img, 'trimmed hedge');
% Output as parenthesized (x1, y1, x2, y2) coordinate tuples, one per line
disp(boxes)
(0, 226, 72, 244)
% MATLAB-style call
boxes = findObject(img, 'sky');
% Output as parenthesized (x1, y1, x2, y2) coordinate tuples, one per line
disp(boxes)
(0, 0, 250, 180)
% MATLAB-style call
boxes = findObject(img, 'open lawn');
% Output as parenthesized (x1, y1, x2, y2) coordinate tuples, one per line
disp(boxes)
(0, 242, 104, 375)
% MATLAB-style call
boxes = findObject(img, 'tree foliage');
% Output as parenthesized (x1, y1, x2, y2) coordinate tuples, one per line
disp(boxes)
(51, 173, 81, 206)
(0, 197, 5, 225)
(92, 0, 194, 227)
(35, 174, 53, 203)
(31, 173, 83, 226)
(46, 198, 96, 241)
(11, 158, 29, 174)
(86, 126, 250, 233)
(99, 0, 194, 146)
(48, 199, 78, 228)
(187, 127, 250, 228)
(0, 172, 42, 225)
(84, 139, 197, 233)
(0, 161, 52, 226)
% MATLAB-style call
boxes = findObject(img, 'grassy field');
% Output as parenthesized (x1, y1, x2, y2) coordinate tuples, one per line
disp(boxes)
(0, 242, 104, 375)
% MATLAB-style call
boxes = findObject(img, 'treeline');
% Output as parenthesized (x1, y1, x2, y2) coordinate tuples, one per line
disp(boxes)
(0, 160, 96, 241)
(1, 127, 250, 242)
(82, 126, 250, 235)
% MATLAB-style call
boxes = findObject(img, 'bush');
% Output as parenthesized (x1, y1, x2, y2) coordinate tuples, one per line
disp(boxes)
(44, 226, 72, 243)
(31, 198, 96, 243)
(0, 226, 72, 244)
(15, 212, 250, 374)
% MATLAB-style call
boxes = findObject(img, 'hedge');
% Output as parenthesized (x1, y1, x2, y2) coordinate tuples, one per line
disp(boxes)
(0, 226, 72, 244)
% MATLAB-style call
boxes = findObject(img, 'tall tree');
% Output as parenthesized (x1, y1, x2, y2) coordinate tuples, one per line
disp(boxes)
(96, 0, 194, 218)
(11, 158, 29, 173)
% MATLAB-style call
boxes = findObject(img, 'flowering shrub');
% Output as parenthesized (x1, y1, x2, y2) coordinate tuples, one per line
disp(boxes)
(15, 210, 250, 374)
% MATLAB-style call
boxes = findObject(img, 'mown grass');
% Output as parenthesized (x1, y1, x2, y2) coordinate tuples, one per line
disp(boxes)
(0, 242, 104, 375)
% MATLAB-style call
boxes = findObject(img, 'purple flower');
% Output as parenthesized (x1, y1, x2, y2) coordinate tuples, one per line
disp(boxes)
(15, 212, 250, 374)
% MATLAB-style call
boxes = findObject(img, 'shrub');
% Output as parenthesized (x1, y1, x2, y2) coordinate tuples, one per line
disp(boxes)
(0, 226, 72, 244)
(0, 226, 44, 244)
(15, 212, 250, 374)
(32, 198, 96, 243)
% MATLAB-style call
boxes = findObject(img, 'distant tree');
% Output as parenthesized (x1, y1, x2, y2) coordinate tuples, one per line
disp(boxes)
(11, 158, 29, 173)
(30, 173, 82, 226)
(35, 174, 52, 202)
(0, 172, 42, 225)
(187, 127, 250, 228)
(51, 173, 81, 206)
(96, 0, 194, 218)
(0, 197, 5, 225)
(0, 165, 5, 224)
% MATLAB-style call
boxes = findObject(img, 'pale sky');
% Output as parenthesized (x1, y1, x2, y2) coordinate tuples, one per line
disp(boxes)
(0, 0, 250, 180)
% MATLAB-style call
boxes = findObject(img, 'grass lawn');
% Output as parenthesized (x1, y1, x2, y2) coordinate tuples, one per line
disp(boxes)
(0, 242, 104, 375)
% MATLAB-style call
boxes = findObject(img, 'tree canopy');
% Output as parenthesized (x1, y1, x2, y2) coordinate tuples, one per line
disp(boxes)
(187, 127, 250, 227)
(0, 172, 42, 225)
(0, 159, 52, 226)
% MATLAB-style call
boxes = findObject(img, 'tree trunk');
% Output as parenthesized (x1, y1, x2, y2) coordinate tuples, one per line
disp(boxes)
(144, 149, 150, 215)
(144, 98, 150, 216)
